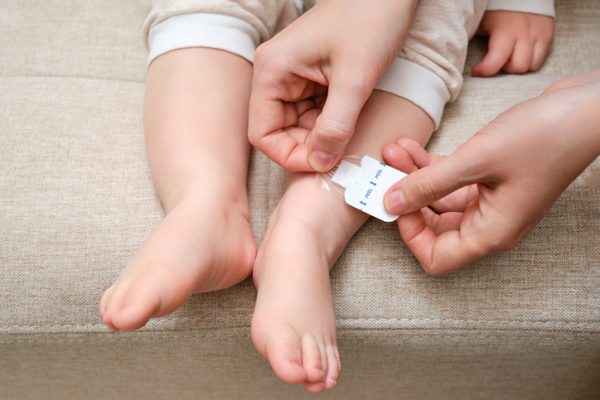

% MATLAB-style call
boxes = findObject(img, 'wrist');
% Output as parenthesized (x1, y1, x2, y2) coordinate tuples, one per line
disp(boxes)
(572, 88, 600, 157)
(548, 85, 600, 163)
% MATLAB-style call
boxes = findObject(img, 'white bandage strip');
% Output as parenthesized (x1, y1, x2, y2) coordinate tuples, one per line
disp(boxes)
(331, 156, 406, 222)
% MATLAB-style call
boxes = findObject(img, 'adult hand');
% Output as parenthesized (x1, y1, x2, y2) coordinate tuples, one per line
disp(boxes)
(472, 11, 555, 76)
(248, 0, 417, 172)
(383, 71, 600, 275)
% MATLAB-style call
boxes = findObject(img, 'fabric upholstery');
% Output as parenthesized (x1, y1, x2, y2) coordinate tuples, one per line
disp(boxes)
(0, 0, 598, 398)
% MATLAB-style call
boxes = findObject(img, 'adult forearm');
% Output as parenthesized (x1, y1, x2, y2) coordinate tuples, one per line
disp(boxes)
(548, 80, 600, 182)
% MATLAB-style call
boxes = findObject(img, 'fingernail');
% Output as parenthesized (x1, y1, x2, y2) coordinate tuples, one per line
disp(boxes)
(309, 150, 336, 171)
(386, 190, 407, 214)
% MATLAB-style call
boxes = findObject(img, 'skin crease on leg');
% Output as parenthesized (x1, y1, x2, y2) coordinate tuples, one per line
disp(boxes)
(251, 90, 434, 393)
(100, 48, 257, 331)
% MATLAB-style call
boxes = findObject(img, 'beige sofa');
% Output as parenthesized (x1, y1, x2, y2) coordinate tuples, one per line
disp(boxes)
(1, 1, 598, 399)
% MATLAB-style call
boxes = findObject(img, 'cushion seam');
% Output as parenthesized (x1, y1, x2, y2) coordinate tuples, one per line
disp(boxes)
(2, 318, 599, 333)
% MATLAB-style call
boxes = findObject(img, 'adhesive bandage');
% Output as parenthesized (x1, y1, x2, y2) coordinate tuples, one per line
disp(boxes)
(320, 155, 407, 222)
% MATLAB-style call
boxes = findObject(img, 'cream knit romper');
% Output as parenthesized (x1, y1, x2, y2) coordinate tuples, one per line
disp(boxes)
(144, 0, 555, 128)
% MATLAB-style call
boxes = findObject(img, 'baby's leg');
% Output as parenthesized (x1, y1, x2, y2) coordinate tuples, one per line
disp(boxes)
(251, 91, 434, 392)
(100, 48, 256, 330)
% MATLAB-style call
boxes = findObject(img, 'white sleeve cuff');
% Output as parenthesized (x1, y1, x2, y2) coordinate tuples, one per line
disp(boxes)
(486, 0, 555, 17)
(147, 13, 259, 66)
(375, 58, 451, 129)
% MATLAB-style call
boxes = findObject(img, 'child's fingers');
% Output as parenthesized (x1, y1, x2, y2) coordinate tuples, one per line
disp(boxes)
(531, 40, 551, 71)
(472, 32, 515, 77)
(503, 40, 534, 74)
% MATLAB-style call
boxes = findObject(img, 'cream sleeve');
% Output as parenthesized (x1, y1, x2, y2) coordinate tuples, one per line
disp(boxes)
(144, 0, 300, 64)
(376, 0, 488, 128)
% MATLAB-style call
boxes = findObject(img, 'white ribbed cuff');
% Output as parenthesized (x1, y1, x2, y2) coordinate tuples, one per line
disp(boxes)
(487, 0, 555, 17)
(147, 13, 259, 66)
(375, 58, 450, 129)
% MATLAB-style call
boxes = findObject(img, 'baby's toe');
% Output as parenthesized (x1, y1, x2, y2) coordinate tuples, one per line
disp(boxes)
(110, 283, 161, 331)
(304, 381, 327, 393)
(99, 285, 115, 318)
(261, 327, 306, 384)
(100, 283, 128, 330)
(301, 335, 325, 383)
(324, 344, 340, 389)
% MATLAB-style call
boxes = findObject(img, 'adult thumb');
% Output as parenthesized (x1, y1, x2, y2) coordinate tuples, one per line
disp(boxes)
(384, 154, 476, 215)
(307, 71, 373, 172)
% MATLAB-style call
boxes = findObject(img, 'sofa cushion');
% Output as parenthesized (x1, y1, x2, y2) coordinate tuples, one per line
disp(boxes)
(0, 0, 599, 399)
(1, 72, 598, 334)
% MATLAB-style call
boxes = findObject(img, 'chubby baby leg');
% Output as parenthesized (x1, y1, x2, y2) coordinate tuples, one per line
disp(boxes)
(251, 91, 434, 392)
(100, 48, 256, 330)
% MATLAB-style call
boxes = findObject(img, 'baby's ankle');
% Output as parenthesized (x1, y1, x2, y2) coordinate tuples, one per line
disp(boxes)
(267, 174, 367, 263)
(162, 182, 250, 218)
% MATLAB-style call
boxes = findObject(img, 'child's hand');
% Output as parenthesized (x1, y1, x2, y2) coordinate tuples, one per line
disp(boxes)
(383, 70, 600, 275)
(472, 11, 555, 77)
(249, 0, 417, 172)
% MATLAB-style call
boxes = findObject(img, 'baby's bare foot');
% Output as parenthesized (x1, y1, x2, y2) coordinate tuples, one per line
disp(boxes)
(100, 197, 255, 331)
(251, 213, 340, 392)
(251, 176, 360, 393)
